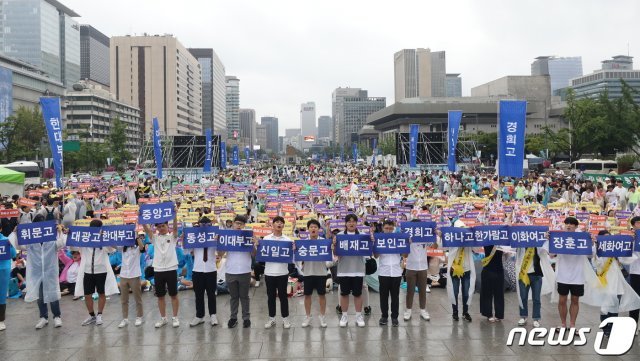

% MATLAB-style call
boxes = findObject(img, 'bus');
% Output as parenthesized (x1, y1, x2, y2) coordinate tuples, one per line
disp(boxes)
(571, 159, 618, 174)
(1, 161, 41, 185)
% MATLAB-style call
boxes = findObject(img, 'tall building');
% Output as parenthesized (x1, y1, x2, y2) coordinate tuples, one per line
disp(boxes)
(570, 55, 640, 104)
(260, 116, 279, 153)
(238, 108, 255, 150)
(188, 48, 226, 135)
(332, 87, 386, 146)
(317, 115, 332, 140)
(445, 73, 462, 97)
(111, 35, 203, 138)
(394, 48, 446, 101)
(0, 0, 81, 88)
(531, 56, 583, 94)
(80, 25, 109, 89)
(255, 123, 267, 150)
(300, 101, 316, 149)
(0, 53, 65, 110)
(284, 128, 301, 150)
(225, 75, 240, 139)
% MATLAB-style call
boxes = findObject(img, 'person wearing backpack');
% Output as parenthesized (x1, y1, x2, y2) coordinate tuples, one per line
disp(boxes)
(40, 199, 60, 224)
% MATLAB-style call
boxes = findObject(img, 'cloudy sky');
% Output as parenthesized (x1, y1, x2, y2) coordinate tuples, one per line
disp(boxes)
(64, 0, 639, 135)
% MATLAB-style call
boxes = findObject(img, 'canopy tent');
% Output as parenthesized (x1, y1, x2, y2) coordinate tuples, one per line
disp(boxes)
(0, 167, 25, 197)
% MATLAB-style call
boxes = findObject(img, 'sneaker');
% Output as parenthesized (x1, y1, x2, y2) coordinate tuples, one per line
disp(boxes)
(172, 317, 180, 328)
(189, 317, 204, 327)
(254, 280, 260, 288)
(319, 316, 327, 328)
(379, 317, 388, 326)
(463, 313, 472, 322)
(81, 316, 96, 326)
(264, 317, 276, 329)
(336, 305, 342, 315)
(0, 321, 5, 331)
(420, 310, 430, 321)
(488, 317, 496, 323)
(364, 306, 371, 316)
(96, 314, 103, 325)
(210, 314, 218, 326)
(426, 284, 431, 293)
(392, 318, 399, 327)
(533, 320, 540, 328)
(35, 318, 48, 329)
(53, 317, 62, 328)
(155, 317, 168, 328)
(243, 319, 251, 328)
(339, 314, 348, 327)
(228, 318, 238, 328)
(518, 318, 527, 326)
(301, 316, 311, 328)
(356, 314, 365, 327)
(452, 314, 459, 322)
(403, 310, 412, 321)
(283, 317, 291, 329)
(118, 319, 129, 328)
(73, 296, 82, 301)
(134, 317, 143, 326)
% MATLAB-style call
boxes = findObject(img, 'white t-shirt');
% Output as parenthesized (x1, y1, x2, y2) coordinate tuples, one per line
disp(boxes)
(152, 233, 178, 272)
(405, 242, 429, 271)
(263, 233, 293, 277)
(80, 247, 110, 274)
(192, 247, 217, 273)
(120, 246, 142, 279)
(377, 253, 403, 277)
(555, 254, 587, 285)
(225, 251, 252, 275)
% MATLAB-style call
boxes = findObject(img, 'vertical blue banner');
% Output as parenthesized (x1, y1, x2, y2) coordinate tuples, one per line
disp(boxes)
(245, 147, 250, 164)
(203, 128, 212, 173)
(40, 97, 63, 188)
(448, 111, 462, 172)
(232, 145, 239, 165)
(498, 100, 527, 178)
(152, 117, 163, 179)
(220, 141, 227, 169)
(253, 149, 257, 161)
(409, 124, 418, 168)
(352, 143, 358, 163)
(372, 138, 377, 166)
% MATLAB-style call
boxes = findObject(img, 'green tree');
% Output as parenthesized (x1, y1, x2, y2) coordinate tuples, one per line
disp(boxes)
(378, 136, 397, 155)
(464, 131, 497, 157)
(0, 106, 46, 163)
(109, 117, 131, 169)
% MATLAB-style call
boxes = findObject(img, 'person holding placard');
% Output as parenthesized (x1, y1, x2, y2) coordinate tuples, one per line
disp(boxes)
(117, 230, 147, 328)
(299, 219, 329, 328)
(334, 214, 367, 328)
(479, 244, 504, 323)
(263, 216, 294, 329)
(442, 219, 475, 322)
(374, 220, 403, 327)
(0, 234, 16, 331)
(630, 217, 640, 335)
(189, 217, 219, 327)
(403, 220, 431, 322)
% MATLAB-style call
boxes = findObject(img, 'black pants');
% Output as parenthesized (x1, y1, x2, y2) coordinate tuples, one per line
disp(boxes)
(193, 271, 217, 318)
(630, 274, 640, 322)
(480, 269, 504, 319)
(379, 276, 401, 319)
(265, 275, 289, 318)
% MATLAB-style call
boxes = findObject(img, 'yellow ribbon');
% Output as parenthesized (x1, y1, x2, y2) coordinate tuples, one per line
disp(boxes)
(519, 247, 535, 286)
(481, 246, 498, 267)
(597, 258, 614, 287)
(452, 248, 465, 277)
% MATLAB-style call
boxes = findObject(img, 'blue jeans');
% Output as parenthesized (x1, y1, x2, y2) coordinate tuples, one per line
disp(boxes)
(37, 283, 61, 319)
(451, 271, 470, 314)
(518, 275, 542, 319)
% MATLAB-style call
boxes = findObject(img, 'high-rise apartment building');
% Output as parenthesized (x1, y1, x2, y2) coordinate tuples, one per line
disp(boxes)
(225, 75, 240, 140)
(446, 73, 462, 97)
(317, 115, 332, 140)
(0, 0, 81, 89)
(531, 56, 583, 94)
(188, 48, 226, 135)
(394, 48, 446, 101)
(260, 116, 279, 153)
(80, 25, 109, 89)
(111, 35, 203, 138)
(239, 108, 255, 150)
(300, 101, 316, 149)
(332, 87, 385, 146)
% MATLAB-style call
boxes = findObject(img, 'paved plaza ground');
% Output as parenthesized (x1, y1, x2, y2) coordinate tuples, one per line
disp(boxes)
(1, 284, 638, 360)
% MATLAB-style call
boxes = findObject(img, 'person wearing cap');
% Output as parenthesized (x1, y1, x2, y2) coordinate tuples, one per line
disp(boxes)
(189, 217, 219, 328)
(262, 216, 294, 329)
(442, 219, 475, 322)
(116, 229, 147, 328)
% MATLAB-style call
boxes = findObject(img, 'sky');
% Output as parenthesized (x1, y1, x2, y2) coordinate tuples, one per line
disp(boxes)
(63, 0, 640, 135)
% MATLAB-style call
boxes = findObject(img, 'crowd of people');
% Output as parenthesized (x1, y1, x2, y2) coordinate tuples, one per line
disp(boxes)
(0, 162, 639, 340)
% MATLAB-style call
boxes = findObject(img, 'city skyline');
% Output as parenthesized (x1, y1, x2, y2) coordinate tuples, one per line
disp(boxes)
(58, 0, 639, 134)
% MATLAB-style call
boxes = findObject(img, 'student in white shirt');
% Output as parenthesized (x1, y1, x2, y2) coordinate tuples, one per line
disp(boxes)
(374, 220, 403, 327)
(334, 214, 367, 328)
(189, 217, 218, 327)
(263, 216, 294, 329)
(403, 219, 431, 322)
(299, 219, 329, 328)
(629, 217, 640, 335)
(117, 231, 146, 328)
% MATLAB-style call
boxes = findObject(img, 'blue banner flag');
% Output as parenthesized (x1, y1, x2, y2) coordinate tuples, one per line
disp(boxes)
(220, 141, 227, 169)
(17, 221, 58, 245)
(101, 225, 136, 247)
(245, 147, 250, 164)
(216, 229, 254, 252)
(372, 138, 377, 166)
(257, 240, 294, 263)
(335, 234, 372, 256)
(137, 202, 175, 225)
(401, 222, 437, 244)
(294, 239, 332, 262)
(232, 145, 239, 165)
(40, 97, 63, 187)
(152, 117, 163, 179)
(596, 235, 634, 257)
(509, 226, 548, 248)
(473, 225, 510, 246)
(448, 110, 462, 172)
(498, 100, 527, 178)
(548, 231, 593, 255)
(441, 227, 475, 248)
(636, 230, 640, 253)
(409, 124, 419, 168)
(66, 226, 102, 248)
(352, 143, 358, 163)
(253, 149, 257, 161)
(183, 226, 218, 249)
(0, 239, 11, 261)
(203, 128, 212, 173)
(373, 233, 410, 254)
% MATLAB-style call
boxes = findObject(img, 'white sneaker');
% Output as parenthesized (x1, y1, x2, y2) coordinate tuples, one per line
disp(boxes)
(155, 317, 168, 328)
(264, 317, 276, 329)
(283, 317, 291, 329)
(134, 317, 143, 326)
(426, 285, 431, 293)
(533, 320, 540, 328)
(95, 314, 103, 325)
(189, 317, 204, 327)
(172, 317, 180, 328)
(339, 314, 348, 327)
(319, 315, 327, 328)
(53, 317, 62, 328)
(420, 310, 430, 321)
(118, 319, 129, 328)
(210, 314, 218, 326)
(0, 321, 5, 331)
(356, 314, 365, 327)
(301, 316, 311, 328)
(254, 281, 260, 288)
(35, 318, 49, 329)
(518, 318, 527, 326)
(81, 316, 96, 326)
(403, 310, 412, 321)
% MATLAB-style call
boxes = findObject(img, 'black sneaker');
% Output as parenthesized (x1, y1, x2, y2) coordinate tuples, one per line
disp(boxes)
(227, 318, 238, 328)
(463, 313, 472, 322)
(364, 306, 372, 316)
(379, 317, 388, 326)
(336, 305, 342, 315)
(452, 314, 459, 321)
(391, 318, 399, 327)
(243, 319, 251, 328)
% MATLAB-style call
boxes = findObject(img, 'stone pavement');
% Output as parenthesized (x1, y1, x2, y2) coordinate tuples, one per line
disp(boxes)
(1, 284, 638, 360)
